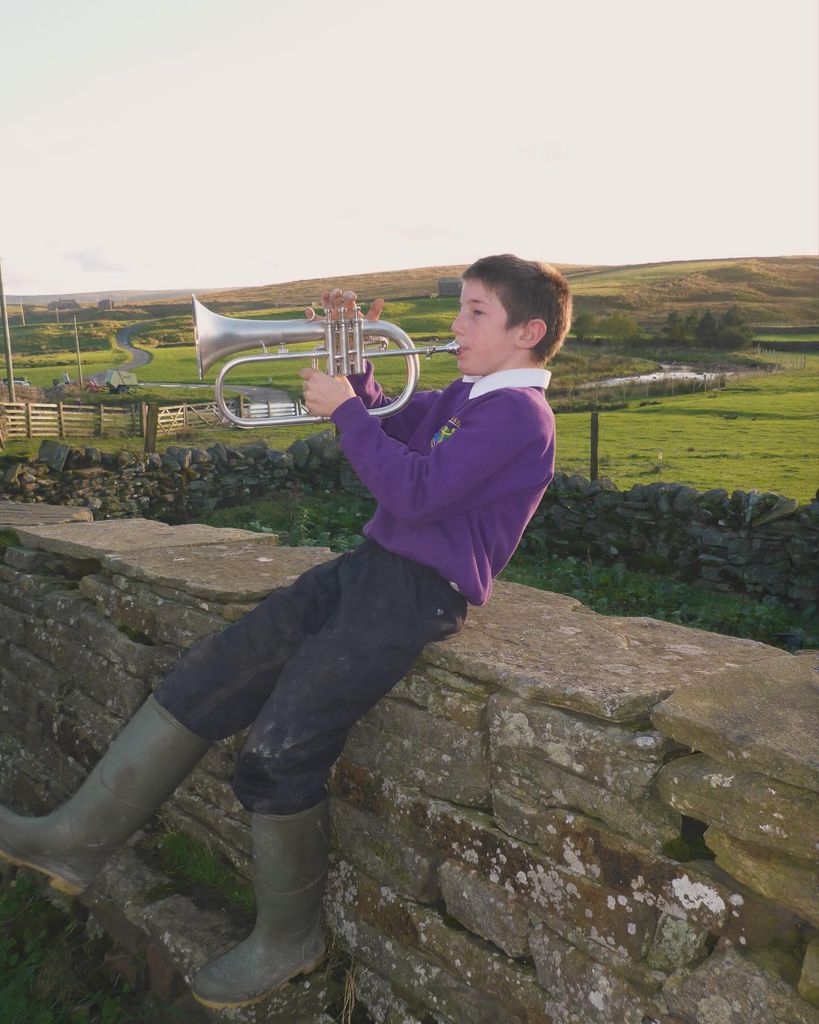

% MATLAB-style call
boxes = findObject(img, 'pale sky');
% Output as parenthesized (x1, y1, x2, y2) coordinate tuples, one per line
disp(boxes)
(1, 0, 817, 297)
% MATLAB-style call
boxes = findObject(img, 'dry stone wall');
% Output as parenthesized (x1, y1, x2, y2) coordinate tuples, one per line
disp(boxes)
(1, 432, 817, 611)
(0, 519, 817, 1024)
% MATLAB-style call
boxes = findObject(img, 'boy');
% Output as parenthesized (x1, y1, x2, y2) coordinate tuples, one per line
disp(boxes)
(0, 255, 571, 1009)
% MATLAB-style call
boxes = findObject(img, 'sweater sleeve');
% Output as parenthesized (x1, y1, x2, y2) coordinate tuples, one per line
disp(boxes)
(347, 362, 442, 444)
(331, 389, 552, 524)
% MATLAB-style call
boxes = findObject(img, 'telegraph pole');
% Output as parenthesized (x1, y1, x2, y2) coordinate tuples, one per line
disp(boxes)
(73, 315, 84, 387)
(19, 302, 26, 326)
(0, 257, 15, 403)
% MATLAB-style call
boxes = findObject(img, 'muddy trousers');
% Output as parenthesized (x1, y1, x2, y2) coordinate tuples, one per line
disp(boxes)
(155, 540, 468, 815)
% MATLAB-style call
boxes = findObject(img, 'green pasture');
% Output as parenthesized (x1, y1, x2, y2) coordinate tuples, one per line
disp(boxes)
(754, 331, 819, 343)
(6, 348, 128, 386)
(555, 363, 819, 502)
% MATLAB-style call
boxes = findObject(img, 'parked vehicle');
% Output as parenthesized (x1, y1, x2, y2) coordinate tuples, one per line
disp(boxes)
(2, 376, 31, 387)
(103, 369, 138, 394)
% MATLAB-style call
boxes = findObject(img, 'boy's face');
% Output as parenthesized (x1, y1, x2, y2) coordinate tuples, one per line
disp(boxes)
(451, 280, 543, 377)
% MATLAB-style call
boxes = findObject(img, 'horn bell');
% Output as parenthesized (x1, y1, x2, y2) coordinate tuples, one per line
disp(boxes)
(192, 296, 325, 379)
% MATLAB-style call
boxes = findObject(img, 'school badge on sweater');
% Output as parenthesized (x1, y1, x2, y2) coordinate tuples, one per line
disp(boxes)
(430, 417, 462, 448)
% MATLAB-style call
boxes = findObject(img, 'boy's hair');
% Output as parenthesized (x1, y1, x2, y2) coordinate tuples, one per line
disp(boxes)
(463, 254, 572, 365)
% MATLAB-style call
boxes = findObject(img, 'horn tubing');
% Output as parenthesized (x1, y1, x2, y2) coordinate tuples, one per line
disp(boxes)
(193, 296, 458, 429)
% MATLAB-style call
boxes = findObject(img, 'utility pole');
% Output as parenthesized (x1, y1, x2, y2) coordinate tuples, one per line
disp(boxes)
(73, 315, 84, 387)
(19, 302, 26, 326)
(0, 258, 15, 403)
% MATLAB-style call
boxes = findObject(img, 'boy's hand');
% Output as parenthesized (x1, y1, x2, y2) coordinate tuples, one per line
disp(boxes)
(304, 289, 385, 323)
(299, 367, 355, 417)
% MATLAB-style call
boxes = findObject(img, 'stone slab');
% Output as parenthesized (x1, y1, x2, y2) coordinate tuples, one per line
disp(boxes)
(705, 826, 819, 927)
(656, 752, 819, 860)
(0, 499, 93, 526)
(489, 692, 679, 800)
(12, 519, 260, 559)
(428, 582, 794, 723)
(651, 656, 819, 792)
(101, 540, 334, 602)
(663, 945, 819, 1024)
(800, 937, 819, 1007)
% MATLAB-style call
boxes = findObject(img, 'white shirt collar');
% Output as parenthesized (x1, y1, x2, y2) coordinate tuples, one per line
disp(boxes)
(462, 367, 551, 399)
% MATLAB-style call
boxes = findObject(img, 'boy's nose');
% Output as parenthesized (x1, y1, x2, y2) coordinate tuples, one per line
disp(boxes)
(451, 313, 463, 334)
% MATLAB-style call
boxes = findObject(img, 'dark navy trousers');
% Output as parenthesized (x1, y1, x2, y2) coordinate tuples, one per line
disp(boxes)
(155, 540, 468, 814)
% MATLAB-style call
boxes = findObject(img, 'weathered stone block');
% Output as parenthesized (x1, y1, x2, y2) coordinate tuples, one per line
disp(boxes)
(492, 757, 680, 852)
(657, 752, 819, 861)
(79, 573, 225, 648)
(343, 716, 490, 808)
(480, 780, 800, 951)
(4, 544, 99, 578)
(354, 966, 428, 1024)
(705, 826, 819, 926)
(491, 780, 541, 844)
(0, 603, 26, 644)
(326, 859, 558, 1024)
(0, 576, 41, 615)
(528, 923, 670, 1024)
(331, 798, 442, 902)
(651, 655, 819, 793)
(0, 641, 64, 701)
(489, 693, 679, 800)
(800, 937, 819, 1007)
(367, 696, 487, 768)
(439, 858, 530, 958)
(663, 945, 819, 1024)
(59, 689, 126, 767)
(645, 912, 709, 972)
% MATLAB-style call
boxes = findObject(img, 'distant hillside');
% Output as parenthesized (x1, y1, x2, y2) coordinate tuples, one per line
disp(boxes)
(10, 256, 818, 325)
(197, 263, 598, 307)
(8, 287, 201, 306)
(567, 256, 818, 325)
(183, 255, 819, 326)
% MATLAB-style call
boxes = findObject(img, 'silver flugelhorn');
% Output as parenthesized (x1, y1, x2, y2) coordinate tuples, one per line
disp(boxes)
(192, 296, 460, 428)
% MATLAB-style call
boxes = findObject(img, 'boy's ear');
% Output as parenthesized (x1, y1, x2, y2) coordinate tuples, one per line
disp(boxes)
(518, 319, 547, 350)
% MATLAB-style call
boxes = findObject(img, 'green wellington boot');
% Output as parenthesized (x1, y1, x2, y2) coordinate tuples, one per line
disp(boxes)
(191, 799, 330, 1009)
(0, 696, 210, 895)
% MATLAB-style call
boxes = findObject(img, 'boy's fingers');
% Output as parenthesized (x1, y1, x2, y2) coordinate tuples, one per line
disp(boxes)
(365, 298, 385, 321)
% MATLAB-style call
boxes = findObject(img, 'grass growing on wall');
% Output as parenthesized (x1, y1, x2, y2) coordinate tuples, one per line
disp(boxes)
(0, 872, 175, 1024)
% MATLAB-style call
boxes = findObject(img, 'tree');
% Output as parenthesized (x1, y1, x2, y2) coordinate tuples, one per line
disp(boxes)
(598, 311, 641, 343)
(661, 311, 687, 343)
(715, 306, 754, 349)
(571, 311, 596, 343)
(695, 310, 718, 346)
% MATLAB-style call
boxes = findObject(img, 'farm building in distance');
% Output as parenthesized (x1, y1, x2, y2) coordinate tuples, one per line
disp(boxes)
(438, 277, 461, 297)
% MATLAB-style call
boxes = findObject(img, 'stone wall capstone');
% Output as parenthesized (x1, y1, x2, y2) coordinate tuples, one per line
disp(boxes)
(0, 519, 817, 1023)
(1, 431, 817, 612)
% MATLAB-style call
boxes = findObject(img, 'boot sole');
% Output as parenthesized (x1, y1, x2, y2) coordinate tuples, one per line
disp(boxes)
(191, 950, 325, 1009)
(0, 845, 85, 896)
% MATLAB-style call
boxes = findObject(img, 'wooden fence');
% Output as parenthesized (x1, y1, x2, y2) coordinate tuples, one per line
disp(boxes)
(0, 398, 302, 442)
(0, 401, 139, 439)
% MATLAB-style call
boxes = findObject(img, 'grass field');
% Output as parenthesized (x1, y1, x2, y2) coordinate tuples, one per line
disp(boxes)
(555, 361, 818, 501)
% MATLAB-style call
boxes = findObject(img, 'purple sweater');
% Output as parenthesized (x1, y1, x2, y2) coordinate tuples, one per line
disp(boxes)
(330, 364, 555, 605)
